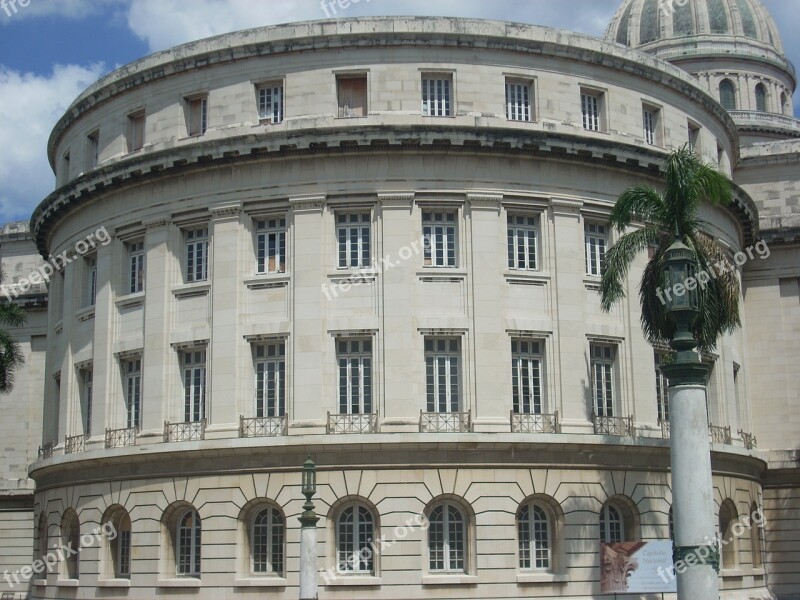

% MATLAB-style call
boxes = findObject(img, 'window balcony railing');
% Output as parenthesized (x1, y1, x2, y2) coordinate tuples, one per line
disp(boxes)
(419, 410, 472, 433)
(164, 419, 206, 443)
(38, 442, 54, 460)
(709, 424, 732, 445)
(738, 429, 757, 450)
(105, 426, 138, 449)
(591, 413, 634, 437)
(658, 417, 670, 439)
(239, 415, 287, 438)
(64, 434, 87, 455)
(327, 412, 379, 434)
(510, 410, 560, 433)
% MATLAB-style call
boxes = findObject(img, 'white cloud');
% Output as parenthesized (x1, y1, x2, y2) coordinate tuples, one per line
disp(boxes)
(0, 0, 125, 24)
(0, 63, 106, 222)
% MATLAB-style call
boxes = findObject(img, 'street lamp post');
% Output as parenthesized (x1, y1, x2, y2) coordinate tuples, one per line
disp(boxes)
(661, 238, 719, 600)
(299, 456, 319, 600)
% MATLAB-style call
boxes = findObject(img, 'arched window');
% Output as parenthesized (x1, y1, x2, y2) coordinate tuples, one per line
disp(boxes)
(719, 80, 737, 111)
(718, 500, 738, 569)
(600, 503, 624, 544)
(781, 92, 790, 115)
(428, 502, 466, 572)
(61, 510, 80, 580)
(518, 502, 551, 571)
(750, 503, 763, 568)
(251, 506, 284, 576)
(336, 503, 375, 574)
(755, 83, 768, 112)
(35, 514, 48, 568)
(177, 509, 201, 577)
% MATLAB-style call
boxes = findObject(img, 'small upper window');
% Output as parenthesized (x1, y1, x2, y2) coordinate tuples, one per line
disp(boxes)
(719, 80, 736, 111)
(688, 121, 701, 152)
(337, 75, 368, 118)
(505, 79, 533, 122)
(126, 110, 145, 152)
(581, 90, 604, 132)
(421, 74, 453, 117)
(257, 83, 284, 124)
(642, 105, 660, 145)
(186, 96, 208, 136)
(86, 130, 100, 170)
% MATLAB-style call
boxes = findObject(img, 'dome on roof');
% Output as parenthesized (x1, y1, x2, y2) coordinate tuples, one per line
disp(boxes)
(605, 0, 784, 54)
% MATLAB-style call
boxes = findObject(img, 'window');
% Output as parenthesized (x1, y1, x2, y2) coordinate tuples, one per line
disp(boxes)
(124, 358, 142, 429)
(755, 83, 767, 113)
(717, 143, 725, 167)
(257, 83, 283, 123)
(688, 121, 701, 152)
(581, 90, 603, 131)
(185, 228, 209, 283)
(422, 211, 457, 268)
(36, 514, 48, 567)
(182, 350, 206, 423)
(428, 502, 466, 572)
(719, 80, 736, 111)
(750, 503, 763, 568)
(251, 506, 284, 576)
(126, 110, 145, 152)
(254, 342, 285, 418)
(781, 92, 790, 115)
(585, 222, 607, 276)
(425, 338, 461, 413)
(518, 502, 551, 571)
(336, 502, 375, 574)
(655, 352, 670, 422)
(256, 218, 286, 274)
(421, 74, 453, 117)
(106, 509, 132, 578)
(85, 255, 97, 307)
(62, 510, 80, 580)
(511, 340, 543, 415)
(80, 368, 93, 437)
(642, 105, 660, 145)
(127, 240, 145, 294)
(186, 95, 208, 136)
(337, 339, 372, 414)
(506, 79, 532, 121)
(177, 509, 201, 577)
(591, 344, 616, 417)
(719, 500, 738, 569)
(86, 130, 99, 170)
(507, 214, 538, 270)
(60, 151, 70, 186)
(337, 75, 367, 118)
(337, 213, 371, 268)
(600, 503, 624, 544)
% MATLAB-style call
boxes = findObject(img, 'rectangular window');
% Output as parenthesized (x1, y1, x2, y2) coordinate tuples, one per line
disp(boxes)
(256, 218, 286, 274)
(185, 228, 209, 283)
(126, 111, 145, 152)
(337, 75, 368, 118)
(581, 91, 602, 132)
(422, 211, 457, 268)
(591, 344, 615, 417)
(124, 359, 142, 430)
(337, 339, 372, 414)
(186, 96, 208, 136)
(257, 84, 284, 123)
(585, 222, 607, 276)
(421, 74, 453, 117)
(60, 151, 70, 186)
(688, 121, 701, 152)
(506, 79, 532, 122)
(81, 369, 93, 437)
(86, 256, 97, 307)
(643, 107, 658, 145)
(127, 240, 145, 294)
(337, 213, 371, 269)
(425, 337, 461, 413)
(86, 130, 99, 170)
(118, 529, 131, 577)
(254, 342, 286, 418)
(511, 340, 543, 414)
(655, 352, 670, 421)
(183, 350, 207, 423)
(507, 214, 538, 270)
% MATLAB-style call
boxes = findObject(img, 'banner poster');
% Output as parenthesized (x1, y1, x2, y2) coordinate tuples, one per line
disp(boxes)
(600, 541, 678, 594)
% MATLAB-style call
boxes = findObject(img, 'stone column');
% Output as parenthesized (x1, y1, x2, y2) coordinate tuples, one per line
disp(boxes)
(298, 519, 318, 599)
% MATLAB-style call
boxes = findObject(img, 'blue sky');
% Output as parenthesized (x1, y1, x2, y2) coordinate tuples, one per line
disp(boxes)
(0, 0, 798, 223)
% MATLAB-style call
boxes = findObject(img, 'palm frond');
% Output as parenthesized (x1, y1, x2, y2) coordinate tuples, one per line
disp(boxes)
(600, 226, 660, 312)
(0, 330, 24, 393)
(609, 187, 668, 232)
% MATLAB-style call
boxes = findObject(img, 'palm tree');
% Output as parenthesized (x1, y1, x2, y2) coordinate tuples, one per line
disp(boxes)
(600, 145, 740, 351)
(0, 267, 26, 392)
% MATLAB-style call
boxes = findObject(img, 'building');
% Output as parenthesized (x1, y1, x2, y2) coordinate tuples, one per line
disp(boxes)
(13, 0, 800, 598)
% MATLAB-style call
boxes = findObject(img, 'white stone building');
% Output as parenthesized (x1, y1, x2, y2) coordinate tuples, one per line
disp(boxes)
(6, 1, 800, 598)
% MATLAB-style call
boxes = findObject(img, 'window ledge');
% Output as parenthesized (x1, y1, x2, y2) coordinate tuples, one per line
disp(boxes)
(504, 271, 550, 285)
(517, 572, 568, 584)
(244, 274, 290, 290)
(327, 269, 377, 283)
(76, 305, 95, 321)
(324, 575, 382, 587)
(417, 269, 467, 282)
(157, 578, 201, 587)
(97, 578, 131, 588)
(583, 275, 602, 290)
(32, 579, 47, 587)
(56, 579, 80, 587)
(172, 281, 211, 298)
(720, 568, 747, 578)
(115, 292, 145, 308)
(421, 574, 478, 586)
(234, 577, 288, 587)
(257, 119, 283, 126)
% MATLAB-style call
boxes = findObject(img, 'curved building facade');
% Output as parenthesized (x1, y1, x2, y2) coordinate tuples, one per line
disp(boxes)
(24, 11, 799, 600)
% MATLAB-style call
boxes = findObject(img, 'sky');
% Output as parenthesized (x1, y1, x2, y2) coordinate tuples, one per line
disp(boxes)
(0, 0, 798, 224)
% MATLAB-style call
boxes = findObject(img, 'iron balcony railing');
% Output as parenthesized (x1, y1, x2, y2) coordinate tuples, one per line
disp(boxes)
(738, 430, 757, 450)
(164, 419, 206, 443)
(709, 424, 732, 445)
(239, 415, 287, 438)
(419, 410, 472, 433)
(64, 434, 87, 455)
(658, 417, 670, 439)
(105, 426, 138, 449)
(510, 410, 560, 433)
(592, 413, 635, 437)
(327, 412, 379, 434)
(38, 442, 54, 459)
